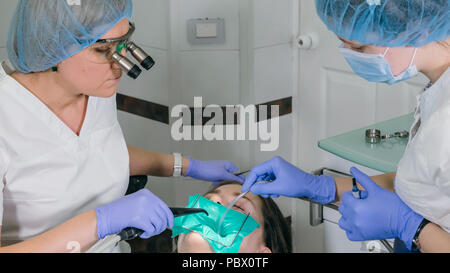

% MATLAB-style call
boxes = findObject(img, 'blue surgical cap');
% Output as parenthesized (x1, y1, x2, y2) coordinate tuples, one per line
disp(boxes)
(7, 0, 133, 73)
(315, 0, 450, 47)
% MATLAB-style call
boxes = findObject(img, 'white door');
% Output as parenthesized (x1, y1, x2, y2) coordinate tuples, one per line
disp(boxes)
(293, 0, 428, 253)
(0, 1, 19, 61)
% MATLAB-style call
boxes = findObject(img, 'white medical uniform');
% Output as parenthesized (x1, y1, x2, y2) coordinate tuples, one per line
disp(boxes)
(0, 61, 130, 248)
(395, 67, 450, 233)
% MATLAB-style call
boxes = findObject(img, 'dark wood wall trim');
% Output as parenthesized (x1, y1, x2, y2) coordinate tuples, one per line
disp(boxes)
(117, 93, 292, 126)
(257, 96, 292, 122)
(117, 93, 169, 125)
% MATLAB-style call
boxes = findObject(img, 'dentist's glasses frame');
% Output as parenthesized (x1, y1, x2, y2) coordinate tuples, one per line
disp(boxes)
(88, 22, 155, 79)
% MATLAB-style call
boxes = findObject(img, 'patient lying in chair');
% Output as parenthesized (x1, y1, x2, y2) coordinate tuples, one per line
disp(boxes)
(175, 181, 292, 253)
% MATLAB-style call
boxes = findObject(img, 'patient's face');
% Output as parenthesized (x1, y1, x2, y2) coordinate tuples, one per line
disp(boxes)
(177, 184, 271, 253)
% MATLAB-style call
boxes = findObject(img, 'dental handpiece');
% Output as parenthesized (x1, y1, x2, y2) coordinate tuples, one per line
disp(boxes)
(171, 208, 209, 217)
(119, 207, 208, 241)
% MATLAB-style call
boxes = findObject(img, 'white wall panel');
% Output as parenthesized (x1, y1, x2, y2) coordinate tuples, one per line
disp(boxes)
(324, 69, 376, 137)
(0, 0, 17, 47)
(180, 51, 241, 106)
(254, 44, 294, 104)
(375, 85, 412, 122)
(118, 47, 169, 106)
(118, 112, 171, 153)
(375, 74, 428, 122)
(133, 0, 169, 49)
(253, 0, 292, 48)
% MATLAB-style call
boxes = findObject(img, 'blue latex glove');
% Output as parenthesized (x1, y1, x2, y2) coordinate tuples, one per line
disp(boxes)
(338, 167, 423, 251)
(185, 156, 245, 184)
(96, 189, 174, 239)
(241, 156, 336, 204)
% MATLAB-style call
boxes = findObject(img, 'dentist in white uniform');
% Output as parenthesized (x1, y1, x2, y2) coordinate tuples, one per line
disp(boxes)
(0, 0, 243, 252)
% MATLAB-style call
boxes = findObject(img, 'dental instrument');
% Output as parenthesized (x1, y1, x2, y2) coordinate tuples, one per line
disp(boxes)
(365, 129, 409, 144)
(217, 179, 269, 237)
(352, 177, 362, 199)
(87, 207, 208, 253)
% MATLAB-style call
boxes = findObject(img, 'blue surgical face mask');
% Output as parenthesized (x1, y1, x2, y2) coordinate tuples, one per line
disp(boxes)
(339, 44, 419, 85)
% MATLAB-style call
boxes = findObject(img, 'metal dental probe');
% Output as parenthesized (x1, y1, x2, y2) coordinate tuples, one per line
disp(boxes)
(352, 177, 362, 199)
(218, 179, 270, 236)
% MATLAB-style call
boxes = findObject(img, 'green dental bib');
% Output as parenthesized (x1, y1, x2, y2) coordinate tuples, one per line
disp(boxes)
(172, 194, 260, 253)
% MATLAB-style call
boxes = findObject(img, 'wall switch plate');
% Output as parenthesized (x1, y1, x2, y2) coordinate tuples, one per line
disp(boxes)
(187, 18, 225, 45)
(196, 23, 218, 38)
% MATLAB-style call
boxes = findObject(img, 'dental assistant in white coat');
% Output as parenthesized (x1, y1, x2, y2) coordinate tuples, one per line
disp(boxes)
(242, 0, 450, 253)
(0, 0, 243, 253)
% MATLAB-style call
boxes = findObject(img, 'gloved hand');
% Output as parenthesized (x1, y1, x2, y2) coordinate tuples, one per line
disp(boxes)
(96, 189, 174, 239)
(184, 156, 245, 183)
(241, 156, 336, 204)
(338, 167, 423, 250)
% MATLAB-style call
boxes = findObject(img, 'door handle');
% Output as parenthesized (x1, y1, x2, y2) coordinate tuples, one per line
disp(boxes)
(296, 33, 319, 50)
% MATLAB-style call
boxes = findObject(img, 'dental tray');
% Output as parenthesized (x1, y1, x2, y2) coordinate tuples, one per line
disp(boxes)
(318, 113, 414, 173)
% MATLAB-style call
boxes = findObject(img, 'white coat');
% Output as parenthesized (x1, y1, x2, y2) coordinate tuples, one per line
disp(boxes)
(395, 67, 450, 233)
(0, 61, 130, 247)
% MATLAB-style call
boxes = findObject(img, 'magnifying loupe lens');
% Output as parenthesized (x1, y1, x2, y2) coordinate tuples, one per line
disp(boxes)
(127, 42, 155, 70)
(111, 52, 142, 80)
(128, 65, 142, 80)
(140, 56, 155, 70)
